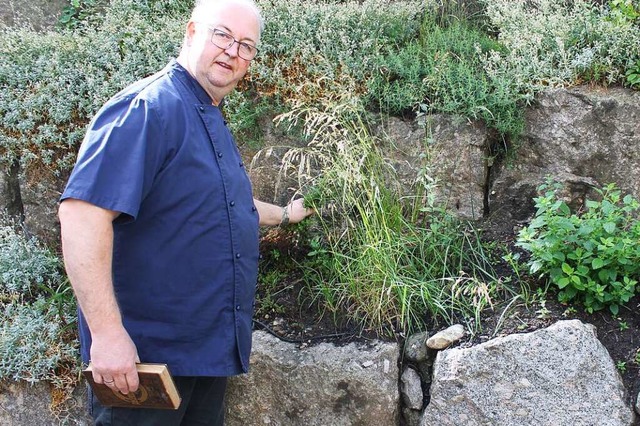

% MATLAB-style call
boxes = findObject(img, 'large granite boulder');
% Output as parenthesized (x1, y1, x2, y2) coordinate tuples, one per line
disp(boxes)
(420, 320, 635, 426)
(226, 330, 400, 426)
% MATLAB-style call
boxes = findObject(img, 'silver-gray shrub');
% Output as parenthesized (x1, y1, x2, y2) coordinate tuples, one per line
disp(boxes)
(251, 0, 423, 96)
(224, 0, 423, 138)
(0, 0, 186, 172)
(0, 224, 61, 296)
(0, 298, 78, 384)
(481, 0, 640, 101)
(0, 223, 78, 384)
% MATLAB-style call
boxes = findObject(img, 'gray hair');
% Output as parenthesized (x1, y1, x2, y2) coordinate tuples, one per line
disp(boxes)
(191, 0, 264, 33)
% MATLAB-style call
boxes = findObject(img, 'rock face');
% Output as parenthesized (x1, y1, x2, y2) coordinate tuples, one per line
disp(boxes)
(421, 115, 489, 220)
(401, 367, 424, 410)
(250, 113, 490, 221)
(20, 167, 69, 246)
(0, 381, 91, 426)
(420, 320, 634, 426)
(225, 331, 400, 426)
(0, 162, 68, 246)
(0, 160, 23, 220)
(0, 0, 67, 30)
(490, 87, 640, 227)
(249, 86, 640, 233)
(249, 146, 302, 206)
(378, 114, 490, 220)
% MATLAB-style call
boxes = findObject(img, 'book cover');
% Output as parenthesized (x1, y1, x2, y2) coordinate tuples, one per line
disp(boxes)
(83, 363, 181, 410)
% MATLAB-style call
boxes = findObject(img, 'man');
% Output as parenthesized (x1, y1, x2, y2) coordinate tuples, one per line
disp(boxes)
(58, 0, 313, 424)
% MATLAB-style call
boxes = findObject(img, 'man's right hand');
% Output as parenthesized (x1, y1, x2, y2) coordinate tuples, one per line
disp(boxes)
(90, 327, 140, 394)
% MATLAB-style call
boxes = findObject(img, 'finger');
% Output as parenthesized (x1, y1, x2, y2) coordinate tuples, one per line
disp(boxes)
(113, 375, 129, 394)
(125, 369, 140, 393)
(95, 373, 112, 385)
(93, 372, 102, 384)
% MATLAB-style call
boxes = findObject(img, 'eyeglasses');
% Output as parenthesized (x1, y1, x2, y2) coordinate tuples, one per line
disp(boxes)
(205, 26, 259, 61)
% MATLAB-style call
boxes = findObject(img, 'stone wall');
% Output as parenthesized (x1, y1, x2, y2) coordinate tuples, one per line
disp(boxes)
(1, 322, 636, 425)
(0, 0, 67, 31)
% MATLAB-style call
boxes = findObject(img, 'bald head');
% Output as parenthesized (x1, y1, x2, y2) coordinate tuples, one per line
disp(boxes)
(191, 0, 264, 38)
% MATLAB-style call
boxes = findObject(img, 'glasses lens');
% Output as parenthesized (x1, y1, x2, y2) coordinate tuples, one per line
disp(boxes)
(211, 29, 233, 50)
(238, 44, 257, 60)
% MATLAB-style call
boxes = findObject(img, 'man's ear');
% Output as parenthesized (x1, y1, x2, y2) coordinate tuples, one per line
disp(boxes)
(185, 21, 197, 46)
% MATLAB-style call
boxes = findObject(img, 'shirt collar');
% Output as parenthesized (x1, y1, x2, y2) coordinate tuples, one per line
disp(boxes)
(168, 59, 217, 106)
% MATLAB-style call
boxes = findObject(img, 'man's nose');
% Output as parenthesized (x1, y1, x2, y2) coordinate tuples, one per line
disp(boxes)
(224, 41, 240, 57)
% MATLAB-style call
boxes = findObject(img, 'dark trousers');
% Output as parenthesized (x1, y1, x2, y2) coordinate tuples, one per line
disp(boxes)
(90, 376, 228, 426)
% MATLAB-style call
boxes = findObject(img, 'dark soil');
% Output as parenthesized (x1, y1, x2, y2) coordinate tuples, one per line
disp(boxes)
(253, 224, 640, 412)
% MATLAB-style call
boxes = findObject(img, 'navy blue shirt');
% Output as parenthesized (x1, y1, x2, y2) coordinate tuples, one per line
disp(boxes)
(61, 60, 259, 376)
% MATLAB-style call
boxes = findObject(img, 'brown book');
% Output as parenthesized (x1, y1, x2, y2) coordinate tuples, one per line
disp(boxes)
(83, 363, 181, 410)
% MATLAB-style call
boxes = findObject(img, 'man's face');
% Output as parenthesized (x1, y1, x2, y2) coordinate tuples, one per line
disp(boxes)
(185, 2, 260, 105)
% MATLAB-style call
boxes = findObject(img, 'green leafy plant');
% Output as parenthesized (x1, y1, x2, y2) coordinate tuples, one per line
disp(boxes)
(517, 179, 640, 314)
(625, 59, 640, 89)
(255, 268, 288, 317)
(535, 299, 552, 320)
(501, 251, 534, 304)
(607, 0, 640, 25)
(58, 0, 108, 29)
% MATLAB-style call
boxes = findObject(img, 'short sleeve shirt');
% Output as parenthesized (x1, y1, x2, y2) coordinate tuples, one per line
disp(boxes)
(61, 60, 259, 376)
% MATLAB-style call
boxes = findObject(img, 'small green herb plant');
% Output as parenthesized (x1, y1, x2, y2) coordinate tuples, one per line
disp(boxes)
(626, 60, 640, 89)
(58, 0, 108, 29)
(607, 0, 640, 25)
(517, 179, 640, 315)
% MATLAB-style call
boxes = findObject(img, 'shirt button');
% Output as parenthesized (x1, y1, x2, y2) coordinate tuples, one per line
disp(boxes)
(236, 305, 241, 311)
(236, 253, 241, 259)
(199, 106, 204, 112)
(218, 152, 223, 158)
(251, 206, 257, 212)
(230, 201, 235, 207)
